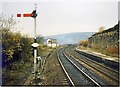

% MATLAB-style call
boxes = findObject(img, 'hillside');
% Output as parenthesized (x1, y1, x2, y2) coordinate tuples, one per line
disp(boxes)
(88, 24, 119, 57)
(44, 32, 95, 45)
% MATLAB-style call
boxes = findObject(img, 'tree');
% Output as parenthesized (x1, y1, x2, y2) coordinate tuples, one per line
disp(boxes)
(79, 40, 88, 47)
(1, 14, 33, 67)
(36, 36, 44, 45)
(98, 27, 105, 32)
(1, 14, 18, 62)
(0, 14, 16, 29)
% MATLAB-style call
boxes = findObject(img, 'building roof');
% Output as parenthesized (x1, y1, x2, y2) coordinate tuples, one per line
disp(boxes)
(47, 38, 57, 44)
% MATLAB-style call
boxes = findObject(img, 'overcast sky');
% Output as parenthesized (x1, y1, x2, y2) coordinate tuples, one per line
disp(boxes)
(0, 0, 118, 37)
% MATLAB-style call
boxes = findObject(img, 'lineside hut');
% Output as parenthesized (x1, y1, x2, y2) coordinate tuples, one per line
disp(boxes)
(47, 38, 59, 48)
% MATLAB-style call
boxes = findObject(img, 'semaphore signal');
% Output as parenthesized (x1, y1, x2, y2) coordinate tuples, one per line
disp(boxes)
(16, 4, 40, 80)
(17, 10, 37, 18)
(17, 3, 37, 18)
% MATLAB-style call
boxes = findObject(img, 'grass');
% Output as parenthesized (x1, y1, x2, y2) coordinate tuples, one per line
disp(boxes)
(2, 46, 55, 85)
(79, 46, 119, 58)
(2, 58, 33, 85)
(91, 48, 119, 58)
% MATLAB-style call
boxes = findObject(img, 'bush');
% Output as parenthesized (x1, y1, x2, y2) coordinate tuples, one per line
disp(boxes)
(106, 47, 119, 54)
(2, 28, 34, 67)
(79, 40, 88, 47)
(1, 14, 33, 67)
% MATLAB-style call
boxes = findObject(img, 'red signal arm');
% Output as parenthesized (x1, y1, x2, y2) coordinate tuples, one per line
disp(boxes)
(17, 14, 21, 17)
(23, 13, 31, 17)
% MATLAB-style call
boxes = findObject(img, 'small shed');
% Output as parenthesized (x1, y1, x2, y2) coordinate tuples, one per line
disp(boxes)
(47, 38, 59, 48)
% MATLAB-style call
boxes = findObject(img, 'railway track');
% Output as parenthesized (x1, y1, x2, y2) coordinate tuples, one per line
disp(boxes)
(57, 48, 101, 86)
(65, 47, 119, 86)
(75, 49, 119, 71)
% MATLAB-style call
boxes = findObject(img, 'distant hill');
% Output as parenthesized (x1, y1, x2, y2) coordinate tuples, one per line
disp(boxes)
(44, 32, 95, 45)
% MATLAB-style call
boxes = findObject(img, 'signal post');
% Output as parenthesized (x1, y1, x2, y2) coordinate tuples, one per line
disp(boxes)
(17, 4, 40, 80)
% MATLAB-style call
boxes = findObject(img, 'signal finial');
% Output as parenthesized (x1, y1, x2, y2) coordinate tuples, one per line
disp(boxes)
(34, 3, 37, 10)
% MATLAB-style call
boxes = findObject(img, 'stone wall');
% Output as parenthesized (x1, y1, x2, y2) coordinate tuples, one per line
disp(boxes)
(88, 24, 119, 57)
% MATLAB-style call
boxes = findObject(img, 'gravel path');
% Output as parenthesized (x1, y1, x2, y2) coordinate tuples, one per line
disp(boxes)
(41, 49, 70, 86)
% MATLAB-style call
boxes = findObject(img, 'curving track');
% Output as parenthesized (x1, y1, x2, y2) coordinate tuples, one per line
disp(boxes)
(64, 46, 119, 86)
(57, 48, 101, 86)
